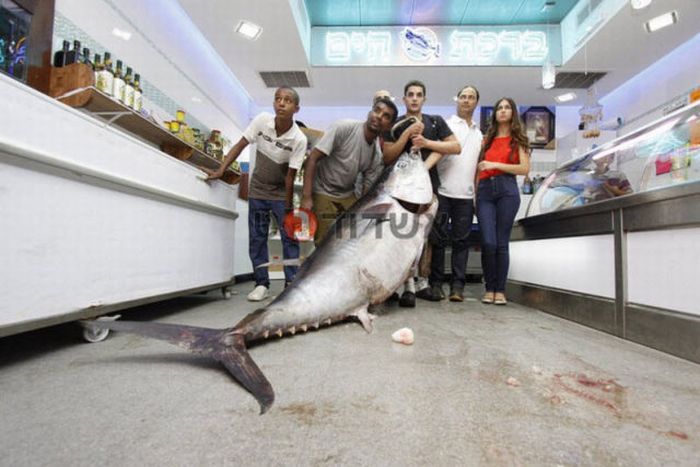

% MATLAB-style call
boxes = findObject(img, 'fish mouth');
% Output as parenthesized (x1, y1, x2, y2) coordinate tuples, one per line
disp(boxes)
(396, 198, 432, 214)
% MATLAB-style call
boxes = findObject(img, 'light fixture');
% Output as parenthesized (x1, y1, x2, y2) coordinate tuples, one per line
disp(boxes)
(541, 4, 556, 90)
(541, 1, 556, 13)
(630, 0, 652, 10)
(644, 11, 678, 33)
(542, 61, 556, 89)
(191, 97, 202, 103)
(111, 27, 131, 41)
(235, 20, 263, 40)
(555, 92, 577, 103)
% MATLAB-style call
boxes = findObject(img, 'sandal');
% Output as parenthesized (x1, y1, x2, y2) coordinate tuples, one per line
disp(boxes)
(481, 292, 495, 304)
(494, 293, 507, 305)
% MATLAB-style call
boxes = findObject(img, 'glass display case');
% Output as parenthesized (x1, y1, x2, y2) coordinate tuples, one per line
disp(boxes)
(0, 0, 31, 82)
(527, 101, 700, 216)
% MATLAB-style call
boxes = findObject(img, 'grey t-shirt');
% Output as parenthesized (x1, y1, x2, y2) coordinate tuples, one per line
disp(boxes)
(313, 120, 384, 198)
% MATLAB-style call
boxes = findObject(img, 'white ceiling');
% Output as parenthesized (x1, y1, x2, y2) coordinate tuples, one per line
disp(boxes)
(178, 0, 700, 111)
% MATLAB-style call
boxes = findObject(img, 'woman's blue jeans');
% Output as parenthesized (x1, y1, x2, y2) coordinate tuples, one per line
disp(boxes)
(476, 175, 520, 293)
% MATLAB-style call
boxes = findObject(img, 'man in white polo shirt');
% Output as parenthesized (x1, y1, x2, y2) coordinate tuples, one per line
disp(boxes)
(206, 87, 307, 301)
(427, 85, 483, 302)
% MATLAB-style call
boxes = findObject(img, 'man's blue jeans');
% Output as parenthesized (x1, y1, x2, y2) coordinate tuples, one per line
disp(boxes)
(476, 175, 520, 293)
(248, 197, 299, 287)
(429, 194, 474, 289)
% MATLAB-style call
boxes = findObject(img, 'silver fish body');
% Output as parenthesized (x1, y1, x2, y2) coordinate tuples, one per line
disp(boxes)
(84, 151, 436, 413)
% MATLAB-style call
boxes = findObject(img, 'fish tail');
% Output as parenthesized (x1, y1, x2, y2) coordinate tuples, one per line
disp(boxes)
(81, 319, 275, 414)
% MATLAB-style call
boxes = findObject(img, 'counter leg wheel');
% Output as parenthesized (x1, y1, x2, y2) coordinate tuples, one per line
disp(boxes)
(222, 287, 233, 299)
(81, 314, 121, 343)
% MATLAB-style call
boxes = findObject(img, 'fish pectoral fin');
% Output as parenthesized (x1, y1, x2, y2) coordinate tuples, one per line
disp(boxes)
(256, 258, 303, 269)
(216, 334, 275, 415)
(352, 305, 375, 334)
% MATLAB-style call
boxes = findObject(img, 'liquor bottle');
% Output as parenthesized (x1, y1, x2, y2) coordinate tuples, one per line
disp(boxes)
(123, 66, 134, 108)
(53, 40, 70, 67)
(82, 48, 92, 67)
(132, 73, 143, 112)
(522, 175, 532, 194)
(93, 54, 105, 91)
(112, 59, 125, 103)
(65, 40, 82, 65)
(101, 52, 114, 96)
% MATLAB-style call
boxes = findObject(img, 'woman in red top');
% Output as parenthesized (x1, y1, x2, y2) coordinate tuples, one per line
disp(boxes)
(476, 97, 531, 305)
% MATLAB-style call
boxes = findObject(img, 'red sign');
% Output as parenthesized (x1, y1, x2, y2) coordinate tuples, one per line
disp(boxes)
(283, 208, 318, 242)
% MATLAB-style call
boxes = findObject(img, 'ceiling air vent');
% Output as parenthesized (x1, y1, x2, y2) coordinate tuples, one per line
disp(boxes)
(553, 72, 606, 89)
(259, 71, 310, 88)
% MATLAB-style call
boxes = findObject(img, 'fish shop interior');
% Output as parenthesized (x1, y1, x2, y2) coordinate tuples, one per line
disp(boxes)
(2, 0, 700, 465)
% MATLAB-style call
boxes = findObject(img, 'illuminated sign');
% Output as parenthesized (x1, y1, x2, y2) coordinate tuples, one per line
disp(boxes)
(311, 25, 561, 67)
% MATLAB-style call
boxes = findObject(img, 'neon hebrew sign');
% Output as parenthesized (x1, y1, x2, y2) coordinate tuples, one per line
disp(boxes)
(311, 25, 561, 67)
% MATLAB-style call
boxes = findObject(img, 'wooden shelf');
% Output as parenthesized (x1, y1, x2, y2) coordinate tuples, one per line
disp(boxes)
(56, 86, 241, 185)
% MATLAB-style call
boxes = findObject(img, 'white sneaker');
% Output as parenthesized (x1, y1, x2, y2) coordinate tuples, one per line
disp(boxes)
(247, 285, 269, 302)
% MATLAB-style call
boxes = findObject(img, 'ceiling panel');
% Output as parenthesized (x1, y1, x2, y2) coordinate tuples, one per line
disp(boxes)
(359, 0, 412, 26)
(306, 0, 582, 26)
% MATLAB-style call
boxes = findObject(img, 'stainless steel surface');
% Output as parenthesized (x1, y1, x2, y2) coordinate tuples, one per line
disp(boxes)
(506, 280, 616, 335)
(625, 303, 700, 364)
(613, 209, 627, 336)
(514, 181, 700, 240)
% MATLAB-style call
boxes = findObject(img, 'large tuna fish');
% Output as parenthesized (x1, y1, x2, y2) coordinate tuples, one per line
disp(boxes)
(84, 150, 437, 414)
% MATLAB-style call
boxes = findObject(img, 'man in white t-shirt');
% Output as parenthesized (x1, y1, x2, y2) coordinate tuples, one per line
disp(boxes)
(427, 85, 482, 302)
(300, 97, 398, 244)
(206, 87, 307, 301)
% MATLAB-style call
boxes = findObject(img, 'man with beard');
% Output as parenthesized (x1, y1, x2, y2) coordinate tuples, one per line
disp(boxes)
(301, 97, 398, 245)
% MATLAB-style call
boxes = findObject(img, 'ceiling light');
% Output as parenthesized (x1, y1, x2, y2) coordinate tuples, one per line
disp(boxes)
(630, 0, 652, 9)
(555, 92, 577, 103)
(191, 97, 202, 103)
(644, 11, 678, 33)
(541, 1, 556, 13)
(111, 28, 131, 41)
(542, 61, 556, 89)
(235, 20, 262, 40)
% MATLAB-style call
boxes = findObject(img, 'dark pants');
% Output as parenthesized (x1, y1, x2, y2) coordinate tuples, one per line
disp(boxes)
(429, 194, 474, 289)
(248, 197, 299, 287)
(476, 176, 520, 293)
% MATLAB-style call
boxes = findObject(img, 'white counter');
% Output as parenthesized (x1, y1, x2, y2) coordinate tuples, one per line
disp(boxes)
(0, 74, 239, 336)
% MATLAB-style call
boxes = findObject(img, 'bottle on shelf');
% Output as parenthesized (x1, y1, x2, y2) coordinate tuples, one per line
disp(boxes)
(102, 52, 114, 97)
(522, 175, 533, 195)
(65, 40, 82, 65)
(93, 54, 105, 91)
(132, 73, 143, 112)
(53, 40, 70, 67)
(123, 66, 134, 108)
(81, 47, 92, 67)
(112, 59, 125, 103)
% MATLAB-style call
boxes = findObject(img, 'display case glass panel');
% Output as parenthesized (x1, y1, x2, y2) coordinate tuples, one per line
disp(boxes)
(0, 0, 31, 82)
(527, 101, 700, 216)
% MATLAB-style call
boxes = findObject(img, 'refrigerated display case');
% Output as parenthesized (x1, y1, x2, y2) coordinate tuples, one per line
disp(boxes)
(527, 101, 700, 217)
(509, 101, 700, 364)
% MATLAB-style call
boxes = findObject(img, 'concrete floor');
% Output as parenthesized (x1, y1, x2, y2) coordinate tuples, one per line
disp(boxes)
(1, 282, 699, 466)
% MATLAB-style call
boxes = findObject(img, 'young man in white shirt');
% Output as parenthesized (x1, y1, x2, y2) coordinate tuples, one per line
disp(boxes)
(428, 85, 482, 302)
(206, 87, 307, 301)
(382, 80, 461, 307)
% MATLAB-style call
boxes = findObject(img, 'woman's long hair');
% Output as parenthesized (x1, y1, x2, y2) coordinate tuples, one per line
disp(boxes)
(479, 97, 530, 163)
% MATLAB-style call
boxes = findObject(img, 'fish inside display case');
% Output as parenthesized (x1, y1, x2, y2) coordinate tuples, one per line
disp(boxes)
(526, 100, 700, 217)
(0, 0, 31, 82)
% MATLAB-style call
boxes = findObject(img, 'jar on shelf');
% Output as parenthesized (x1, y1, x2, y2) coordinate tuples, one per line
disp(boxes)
(205, 130, 224, 160)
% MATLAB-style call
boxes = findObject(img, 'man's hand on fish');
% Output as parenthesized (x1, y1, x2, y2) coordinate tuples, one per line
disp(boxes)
(300, 194, 313, 211)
